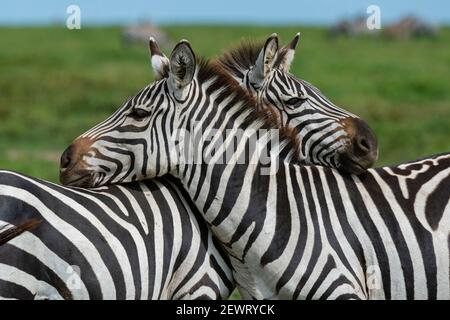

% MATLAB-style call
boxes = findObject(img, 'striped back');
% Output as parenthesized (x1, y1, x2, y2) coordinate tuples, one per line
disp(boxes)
(0, 170, 233, 299)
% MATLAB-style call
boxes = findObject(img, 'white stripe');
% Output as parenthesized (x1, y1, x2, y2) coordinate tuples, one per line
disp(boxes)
(140, 183, 164, 299)
(156, 182, 183, 299)
(117, 185, 149, 233)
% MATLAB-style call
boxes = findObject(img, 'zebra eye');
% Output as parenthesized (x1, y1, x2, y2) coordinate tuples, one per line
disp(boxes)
(129, 108, 150, 120)
(286, 97, 307, 106)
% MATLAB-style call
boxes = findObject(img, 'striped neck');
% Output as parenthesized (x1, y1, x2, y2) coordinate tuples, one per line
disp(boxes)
(172, 63, 300, 225)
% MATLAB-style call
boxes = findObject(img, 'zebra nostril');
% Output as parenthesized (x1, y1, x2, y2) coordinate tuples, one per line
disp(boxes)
(348, 118, 378, 159)
(357, 137, 370, 154)
(60, 145, 74, 170)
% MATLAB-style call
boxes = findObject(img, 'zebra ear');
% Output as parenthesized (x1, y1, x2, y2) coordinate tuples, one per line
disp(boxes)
(168, 40, 196, 90)
(149, 37, 170, 79)
(248, 33, 279, 87)
(275, 32, 300, 72)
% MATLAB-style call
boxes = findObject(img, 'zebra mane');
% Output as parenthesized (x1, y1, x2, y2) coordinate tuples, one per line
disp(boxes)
(197, 58, 301, 162)
(216, 40, 263, 79)
(216, 39, 291, 80)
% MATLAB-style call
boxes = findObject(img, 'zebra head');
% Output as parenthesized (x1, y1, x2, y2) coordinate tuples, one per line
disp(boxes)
(218, 33, 379, 174)
(59, 37, 376, 188)
(59, 39, 199, 187)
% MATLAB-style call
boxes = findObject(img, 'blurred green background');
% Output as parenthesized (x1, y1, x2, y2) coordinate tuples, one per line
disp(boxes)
(0, 26, 449, 182)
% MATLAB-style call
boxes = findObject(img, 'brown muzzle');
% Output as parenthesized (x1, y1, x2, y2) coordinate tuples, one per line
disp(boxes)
(59, 138, 94, 186)
(338, 117, 378, 174)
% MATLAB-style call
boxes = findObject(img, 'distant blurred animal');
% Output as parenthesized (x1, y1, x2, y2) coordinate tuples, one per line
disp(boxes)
(383, 16, 438, 39)
(329, 15, 438, 39)
(329, 16, 378, 38)
(122, 22, 172, 47)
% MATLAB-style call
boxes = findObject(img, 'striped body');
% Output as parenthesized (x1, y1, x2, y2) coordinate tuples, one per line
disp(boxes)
(62, 40, 450, 299)
(0, 170, 233, 299)
(185, 153, 450, 299)
(214, 37, 449, 298)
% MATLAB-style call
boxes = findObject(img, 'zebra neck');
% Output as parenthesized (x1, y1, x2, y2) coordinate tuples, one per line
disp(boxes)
(174, 89, 297, 246)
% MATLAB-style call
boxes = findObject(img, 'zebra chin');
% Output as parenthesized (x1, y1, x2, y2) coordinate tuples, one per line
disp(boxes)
(59, 169, 97, 188)
(337, 149, 378, 175)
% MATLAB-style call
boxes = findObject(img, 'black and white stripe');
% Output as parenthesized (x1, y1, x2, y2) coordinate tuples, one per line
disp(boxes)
(218, 34, 378, 174)
(0, 170, 233, 299)
(64, 39, 450, 300)
(1, 34, 374, 300)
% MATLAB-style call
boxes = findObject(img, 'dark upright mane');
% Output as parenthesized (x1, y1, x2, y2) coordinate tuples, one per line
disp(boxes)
(196, 58, 301, 162)
(216, 39, 290, 80)
(216, 40, 263, 80)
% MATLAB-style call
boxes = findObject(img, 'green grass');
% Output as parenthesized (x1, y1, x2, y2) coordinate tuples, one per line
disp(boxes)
(0, 25, 449, 183)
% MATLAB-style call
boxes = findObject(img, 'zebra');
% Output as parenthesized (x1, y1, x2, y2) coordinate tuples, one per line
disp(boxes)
(61, 39, 450, 300)
(59, 35, 378, 187)
(149, 34, 378, 175)
(0, 171, 233, 299)
(217, 33, 380, 174)
(0, 34, 376, 300)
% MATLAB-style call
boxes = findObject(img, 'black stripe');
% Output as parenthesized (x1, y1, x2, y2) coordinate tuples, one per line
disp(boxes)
(261, 165, 291, 265)
(293, 167, 323, 299)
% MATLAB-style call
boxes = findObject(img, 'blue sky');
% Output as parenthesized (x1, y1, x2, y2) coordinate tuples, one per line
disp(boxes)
(1, 0, 449, 25)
